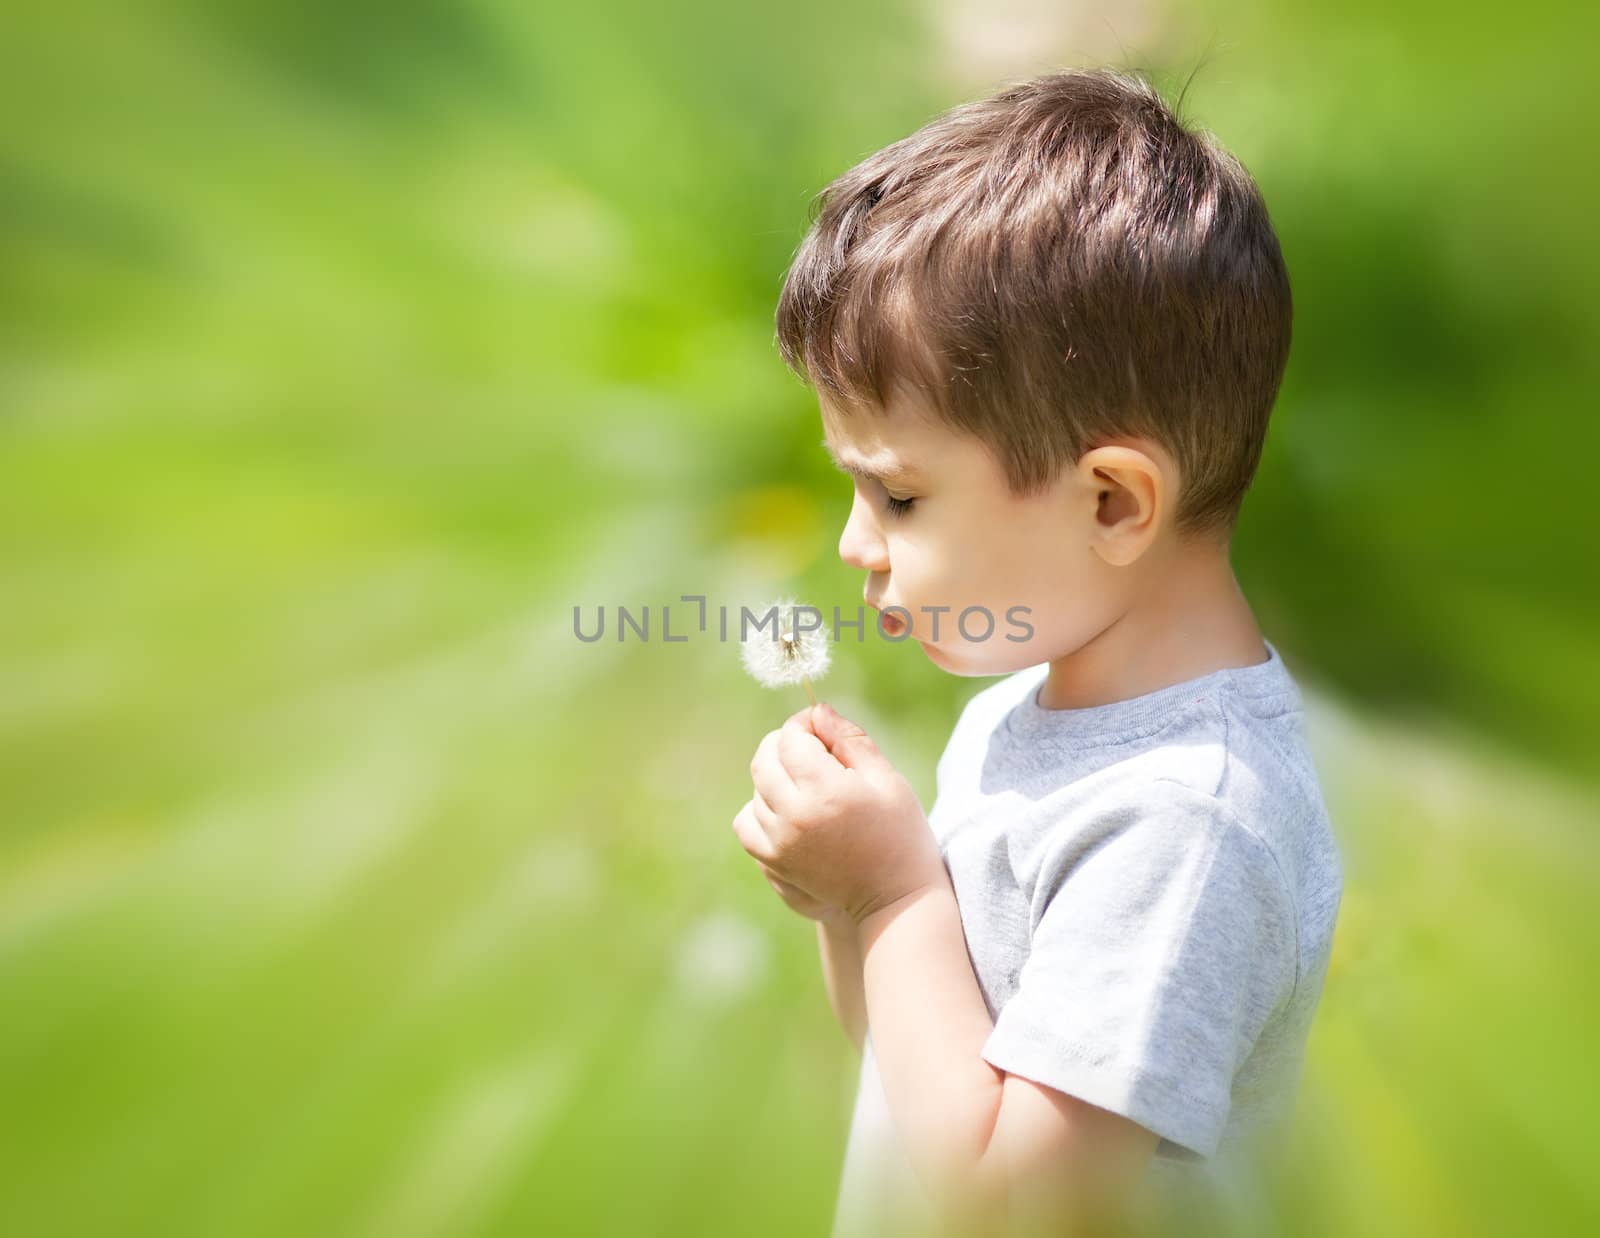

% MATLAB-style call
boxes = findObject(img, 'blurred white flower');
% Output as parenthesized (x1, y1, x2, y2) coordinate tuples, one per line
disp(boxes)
(739, 596, 830, 695)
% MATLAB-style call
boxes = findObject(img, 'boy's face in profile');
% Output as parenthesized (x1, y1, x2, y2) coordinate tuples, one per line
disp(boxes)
(820, 389, 1139, 677)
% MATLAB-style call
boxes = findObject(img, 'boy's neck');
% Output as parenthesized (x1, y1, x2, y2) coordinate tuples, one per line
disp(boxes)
(1037, 539, 1267, 712)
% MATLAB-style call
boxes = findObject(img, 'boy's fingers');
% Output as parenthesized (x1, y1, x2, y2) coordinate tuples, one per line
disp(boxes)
(777, 712, 835, 786)
(785, 705, 821, 733)
(750, 728, 799, 813)
(808, 702, 885, 773)
(731, 799, 778, 864)
(760, 864, 822, 910)
(751, 786, 779, 831)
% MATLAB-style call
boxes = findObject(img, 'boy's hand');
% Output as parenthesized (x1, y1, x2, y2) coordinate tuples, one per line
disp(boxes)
(755, 863, 845, 923)
(733, 702, 945, 927)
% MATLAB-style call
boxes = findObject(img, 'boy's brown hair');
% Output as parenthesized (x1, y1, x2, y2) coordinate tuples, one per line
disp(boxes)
(775, 67, 1292, 537)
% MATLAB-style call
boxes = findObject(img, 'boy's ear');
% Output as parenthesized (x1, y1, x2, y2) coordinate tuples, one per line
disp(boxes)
(1076, 442, 1169, 566)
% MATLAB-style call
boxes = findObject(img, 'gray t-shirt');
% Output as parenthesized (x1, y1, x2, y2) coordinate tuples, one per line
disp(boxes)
(830, 640, 1343, 1237)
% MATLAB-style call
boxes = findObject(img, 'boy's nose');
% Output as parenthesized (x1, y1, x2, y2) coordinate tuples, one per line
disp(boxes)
(838, 491, 889, 573)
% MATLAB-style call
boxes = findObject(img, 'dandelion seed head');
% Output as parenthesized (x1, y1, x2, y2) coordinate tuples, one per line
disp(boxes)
(739, 595, 831, 689)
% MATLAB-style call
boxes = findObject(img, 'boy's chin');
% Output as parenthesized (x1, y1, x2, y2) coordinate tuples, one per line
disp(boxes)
(919, 640, 1006, 677)
(920, 638, 1055, 679)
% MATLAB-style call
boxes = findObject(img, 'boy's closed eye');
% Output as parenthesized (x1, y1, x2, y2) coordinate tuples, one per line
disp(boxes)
(845, 474, 917, 519)
(882, 491, 916, 518)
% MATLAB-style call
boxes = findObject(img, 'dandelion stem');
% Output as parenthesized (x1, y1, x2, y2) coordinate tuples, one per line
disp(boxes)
(801, 677, 818, 707)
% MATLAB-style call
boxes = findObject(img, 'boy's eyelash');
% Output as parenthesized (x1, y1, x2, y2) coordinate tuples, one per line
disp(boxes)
(845, 475, 917, 517)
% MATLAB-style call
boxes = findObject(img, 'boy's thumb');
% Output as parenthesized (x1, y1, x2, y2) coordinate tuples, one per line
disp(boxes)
(810, 702, 882, 771)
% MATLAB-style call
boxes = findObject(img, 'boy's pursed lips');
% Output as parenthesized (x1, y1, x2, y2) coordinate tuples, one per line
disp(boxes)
(865, 595, 912, 638)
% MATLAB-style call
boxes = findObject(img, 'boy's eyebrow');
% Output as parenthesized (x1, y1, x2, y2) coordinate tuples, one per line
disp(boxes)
(819, 437, 923, 486)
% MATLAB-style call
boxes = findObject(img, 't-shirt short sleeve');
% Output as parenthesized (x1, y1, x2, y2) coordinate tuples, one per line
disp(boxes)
(980, 780, 1299, 1159)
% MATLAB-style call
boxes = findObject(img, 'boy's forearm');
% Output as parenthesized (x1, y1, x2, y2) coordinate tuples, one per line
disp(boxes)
(817, 914, 866, 1054)
(856, 873, 1007, 1220)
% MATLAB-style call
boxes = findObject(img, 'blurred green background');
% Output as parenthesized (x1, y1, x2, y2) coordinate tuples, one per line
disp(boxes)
(2, 0, 1596, 1234)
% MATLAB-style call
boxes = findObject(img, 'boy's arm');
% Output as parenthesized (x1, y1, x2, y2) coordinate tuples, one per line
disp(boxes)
(816, 911, 866, 1054)
(856, 872, 1158, 1232)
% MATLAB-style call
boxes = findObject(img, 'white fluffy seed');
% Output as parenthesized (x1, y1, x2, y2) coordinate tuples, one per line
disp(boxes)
(739, 595, 831, 689)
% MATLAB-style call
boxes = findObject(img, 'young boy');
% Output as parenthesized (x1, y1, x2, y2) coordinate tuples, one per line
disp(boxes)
(731, 69, 1343, 1237)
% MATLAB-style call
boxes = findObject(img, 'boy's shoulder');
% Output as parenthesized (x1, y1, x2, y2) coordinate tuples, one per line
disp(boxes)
(938, 648, 1340, 903)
